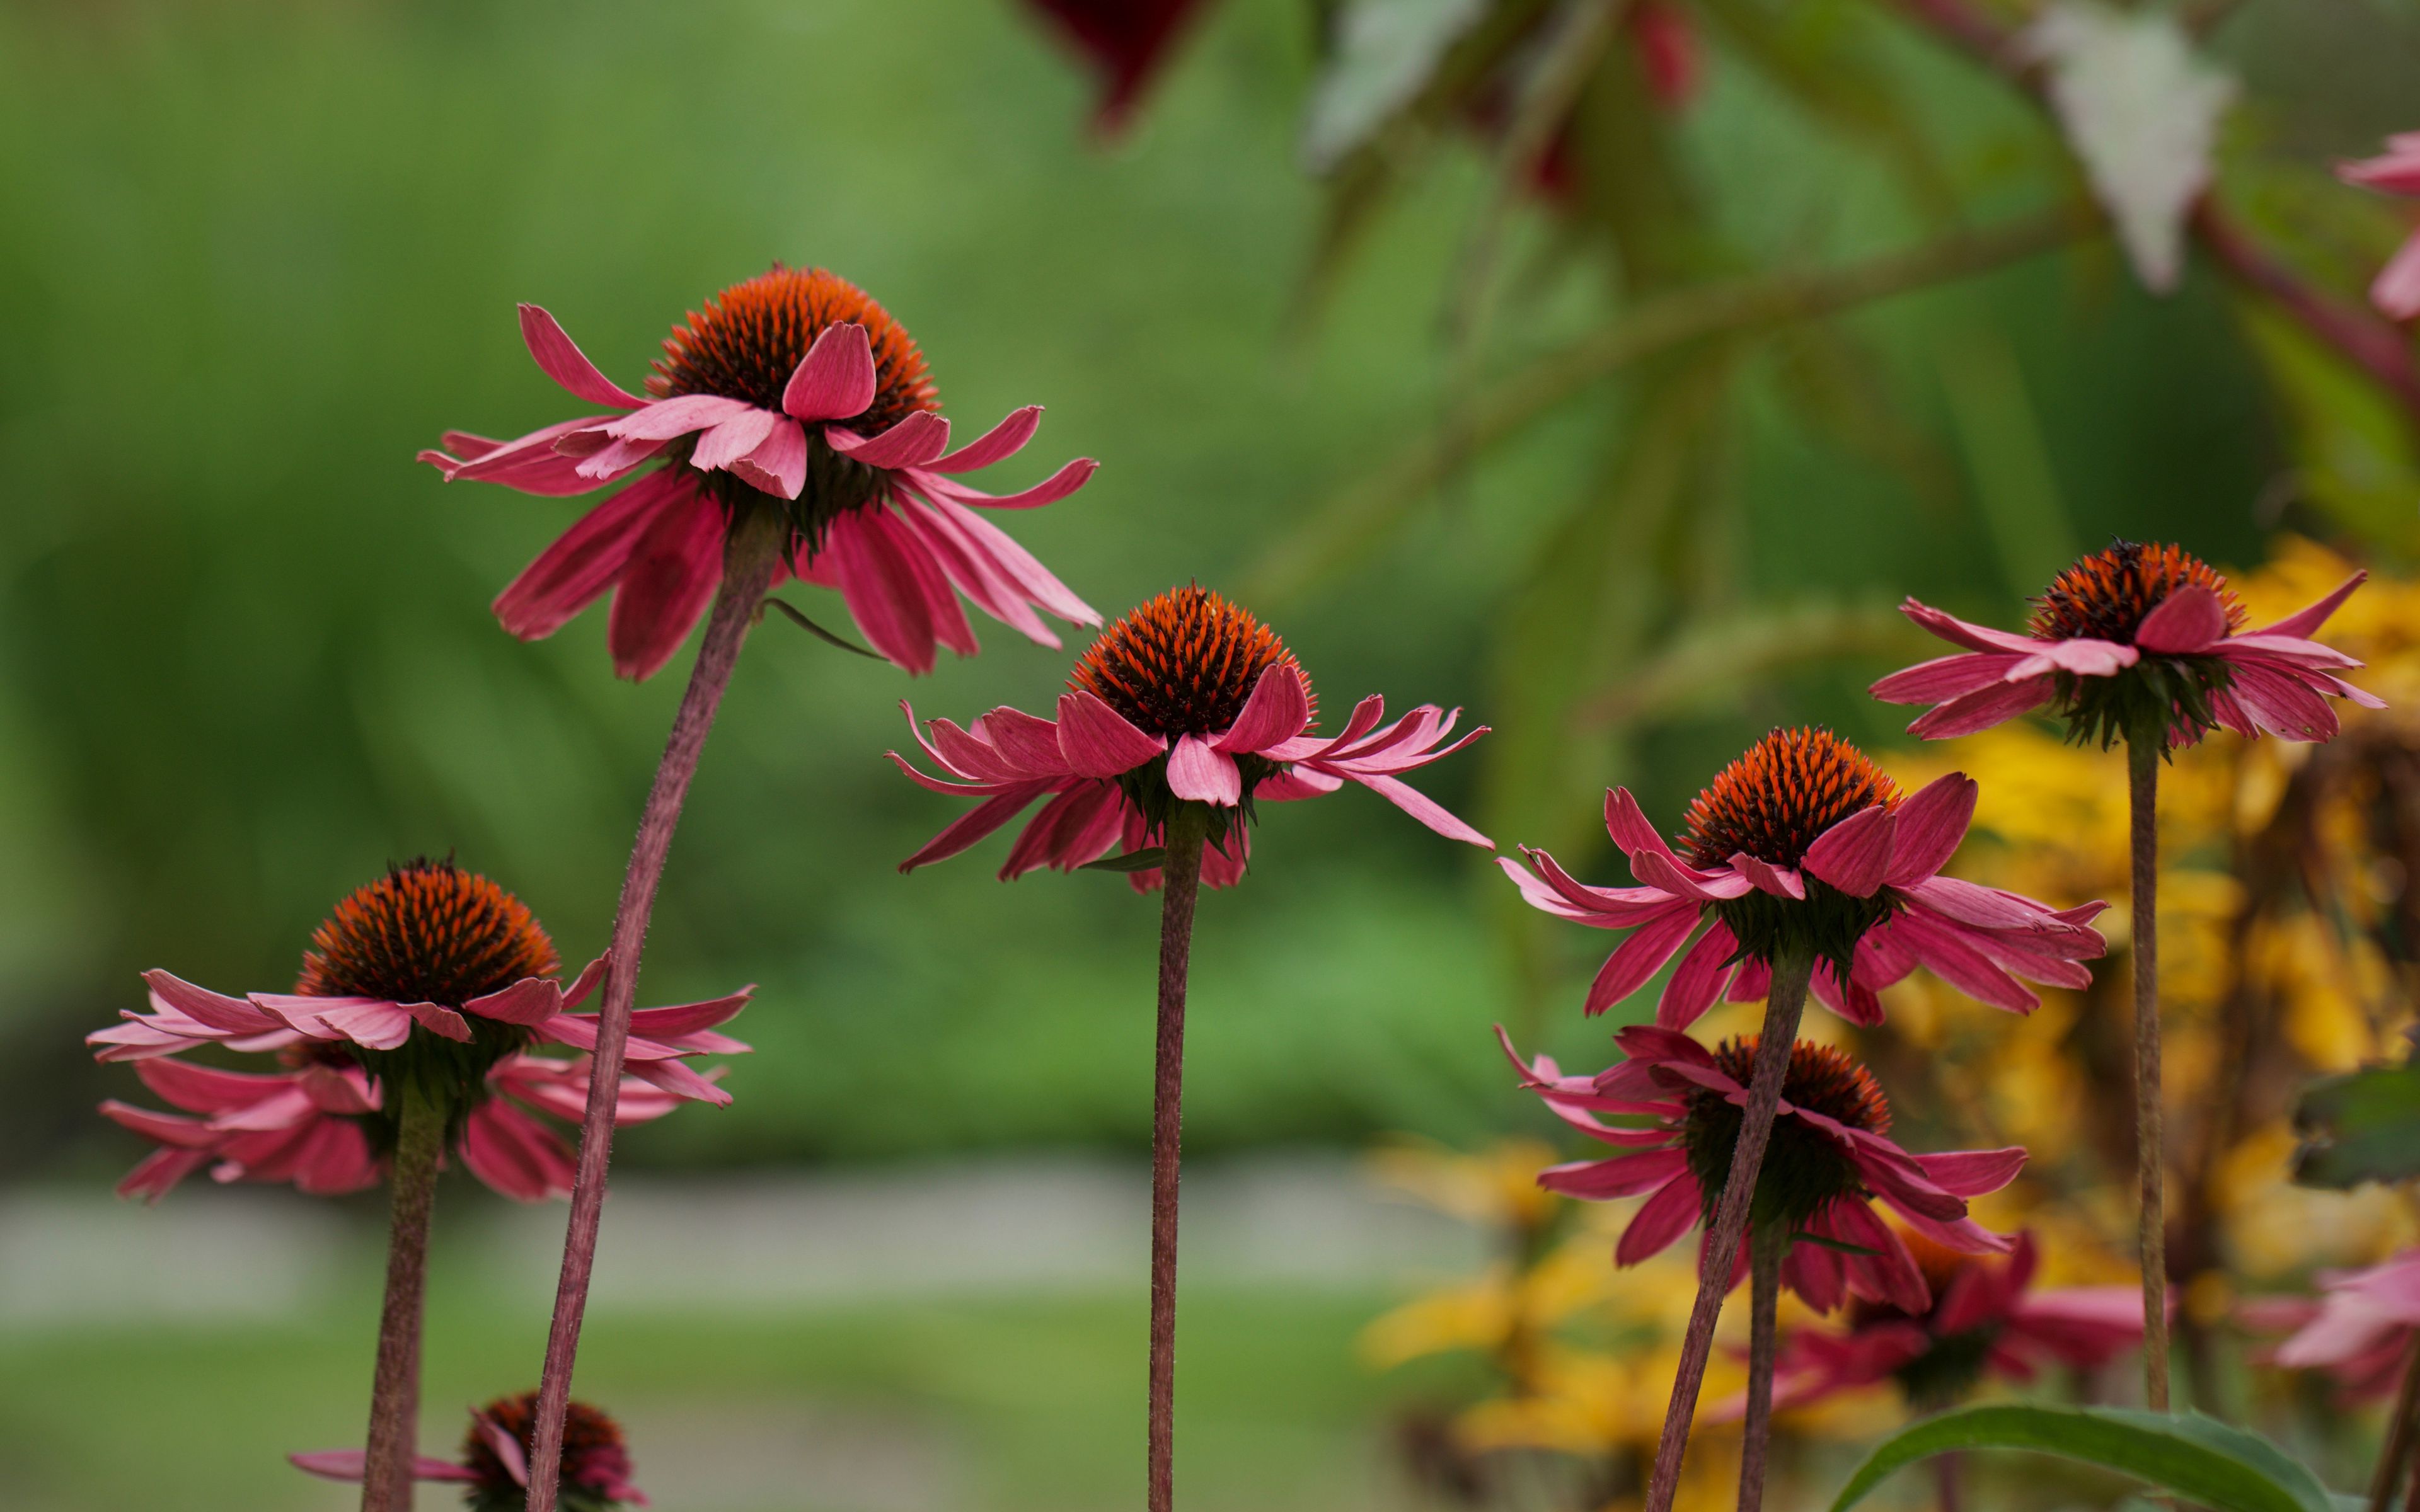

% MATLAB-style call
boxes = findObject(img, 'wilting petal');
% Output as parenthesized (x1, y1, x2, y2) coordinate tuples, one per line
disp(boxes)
(492, 471, 691, 640)
(1617, 1174, 1703, 1266)
(1167, 735, 1243, 805)
(606, 486, 725, 681)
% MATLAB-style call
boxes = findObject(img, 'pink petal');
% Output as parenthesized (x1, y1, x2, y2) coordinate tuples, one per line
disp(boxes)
(1616, 1174, 1703, 1266)
(2008, 639, 2138, 679)
(730, 417, 807, 500)
(912, 455, 1097, 510)
(1214, 665, 1313, 754)
(400, 1002, 473, 1043)
(518, 304, 647, 410)
(898, 784, 1057, 872)
(688, 408, 780, 473)
(606, 486, 726, 682)
(1802, 805, 1895, 898)
(1884, 774, 1976, 885)
(604, 393, 756, 443)
(463, 977, 563, 1028)
(1915, 1147, 2029, 1197)
(492, 471, 691, 639)
(1729, 853, 1803, 899)
(781, 323, 877, 421)
(132, 1057, 289, 1114)
(428, 417, 617, 496)
(1540, 1147, 1689, 1200)
(1656, 920, 1737, 1030)
(1346, 772, 1492, 847)
(1001, 782, 1124, 878)
(827, 411, 951, 470)
(824, 507, 939, 674)
(923, 493, 1098, 626)
(1055, 690, 1166, 777)
(1889, 910, 2037, 1012)
(2230, 660, 2342, 742)
(1871, 652, 2021, 704)
(2252, 571, 2369, 639)
(2374, 232, 2420, 321)
(1907, 675, 2056, 739)
(1585, 903, 1704, 1016)
(141, 971, 278, 1034)
(931, 406, 1041, 472)
(1167, 734, 1243, 805)
(1899, 598, 2044, 654)
(2135, 585, 2229, 654)
(975, 706, 1076, 779)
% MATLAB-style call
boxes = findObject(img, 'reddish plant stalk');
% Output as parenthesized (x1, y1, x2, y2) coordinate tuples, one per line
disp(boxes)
(2370, 1336, 2420, 1512)
(360, 1078, 442, 1512)
(2128, 733, 2169, 1412)
(1935, 1451, 1964, 1512)
(1736, 1219, 1788, 1512)
(1641, 942, 1815, 1512)
(1147, 806, 1209, 1512)
(523, 508, 787, 1512)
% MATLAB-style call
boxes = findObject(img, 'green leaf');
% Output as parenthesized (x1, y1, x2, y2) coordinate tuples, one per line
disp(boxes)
(1829, 1405, 2339, 1512)
(1299, 0, 1492, 176)
(763, 597, 880, 659)
(1080, 848, 1165, 873)
(2295, 1032, 2420, 1189)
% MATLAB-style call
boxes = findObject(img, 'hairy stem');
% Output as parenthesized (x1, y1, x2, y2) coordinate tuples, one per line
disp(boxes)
(1148, 807, 1210, 1512)
(523, 508, 788, 1512)
(1935, 1450, 1964, 1512)
(2129, 733, 2170, 1412)
(1642, 942, 1816, 1512)
(1737, 1220, 1788, 1512)
(2370, 1336, 2420, 1512)
(360, 1078, 442, 1512)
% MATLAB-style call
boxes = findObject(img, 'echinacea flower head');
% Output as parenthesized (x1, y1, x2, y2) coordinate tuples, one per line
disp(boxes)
(2245, 1247, 2420, 1401)
(890, 584, 1490, 890)
(1501, 728, 2108, 1024)
(88, 859, 750, 1201)
(1763, 1231, 2143, 1412)
(2337, 133, 2420, 321)
(1499, 1024, 2025, 1315)
(294, 1392, 647, 1510)
(1875, 541, 2378, 751)
(422, 267, 1098, 679)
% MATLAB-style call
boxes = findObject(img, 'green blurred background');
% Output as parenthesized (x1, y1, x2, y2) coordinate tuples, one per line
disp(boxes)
(1, 0, 2415, 1506)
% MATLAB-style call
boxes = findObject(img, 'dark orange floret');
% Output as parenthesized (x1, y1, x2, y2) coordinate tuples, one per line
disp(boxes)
(296, 858, 558, 1007)
(463, 1394, 630, 1500)
(1706, 1036, 1893, 1135)
(1678, 728, 1901, 870)
(2029, 541, 2247, 646)
(648, 265, 938, 435)
(1070, 586, 1313, 738)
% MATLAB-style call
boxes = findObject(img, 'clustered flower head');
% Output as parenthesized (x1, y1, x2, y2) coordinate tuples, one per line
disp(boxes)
(1499, 728, 2107, 1024)
(1763, 1231, 2143, 1413)
(89, 858, 750, 1202)
(1499, 1026, 2024, 1314)
(890, 584, 1489, 890)
(294, 1391, 647, 1509)
(1876, 541, 2377, 751)
(422, 268, 1098, 679)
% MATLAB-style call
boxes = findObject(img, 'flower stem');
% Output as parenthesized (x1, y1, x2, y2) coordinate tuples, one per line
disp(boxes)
(1736, 1219, 1788, 1512)
(1934, 1450, 1964, 1512)
(360, 1077, 442, 1512)
(2128, 733, 2169, 1412)
(522, 507, 788, 1512)
(1641, 941, 1815, 1512)
(1148, 805, 1209, 1512)
(2368, 1336, 2420, 1512)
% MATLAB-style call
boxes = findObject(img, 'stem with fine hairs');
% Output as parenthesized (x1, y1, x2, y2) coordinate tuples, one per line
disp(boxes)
(2370, 1336, 2420, 1512)
(2127, 733, 2170, 1412)
(522, 507, 788, 1512)
(360, 1078, 442, 1512)
(1736, 1220, 1789, 1512)
(1147, 805, 1210, 1512)
(1640, 942, 1815, 1512)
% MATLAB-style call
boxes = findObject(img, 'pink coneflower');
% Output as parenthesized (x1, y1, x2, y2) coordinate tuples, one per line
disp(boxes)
(1499, 1026, 2024, 1316)
(892, 585, 1490, 891)
(894, 583, 1485, 1512)
(88, 860, 744, 1512)
(1764, 1231, 2143, 1411)
(2247, 1249, 2420, 1402)
(2339, 134, 2420, 321)
(1873, 542, 2375, 748)
(295, 1392, 647, 1510)
(422, 267, 1098, 680)
(1873, 543, 2375, 1417)
(1499, 728, 2107, 1026)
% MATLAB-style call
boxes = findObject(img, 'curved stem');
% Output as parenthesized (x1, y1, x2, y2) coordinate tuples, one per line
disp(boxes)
(522, 508, 787, 1512)
(1147, 806, 1209, 1512)
(1641, 942, 1815, 1512)
(2129, 733, 2169, 1412)
(1736, 1220, 1787, 1512)
(360, 1077, 442, 1512)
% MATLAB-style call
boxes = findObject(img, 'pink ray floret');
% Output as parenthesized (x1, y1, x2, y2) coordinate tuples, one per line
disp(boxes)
(2340, 133, 2420, 321)
(2244, 1247, 2420, 1400)
(1496, 1024, 2024, 1315)
(1500, 772, 2107, 1027)
(89, 960, 751, 1204)
(294, 1393, 648, 1507)
(420, 294, 1098, 680)
(888, 662, 1490, 892)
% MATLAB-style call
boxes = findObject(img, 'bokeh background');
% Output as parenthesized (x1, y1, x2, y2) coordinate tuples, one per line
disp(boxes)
(4, 0, 2420, 1508)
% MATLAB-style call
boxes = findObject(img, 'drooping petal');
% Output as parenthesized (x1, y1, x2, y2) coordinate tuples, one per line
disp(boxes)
(931, 406, 1041, 473)
(1056, 690, 1166, 776)
(1728, 853, 1804, 900)
(823, 506, 940, 674)
(1657, 920, 1739, 1030)
(1213, 664, 1313, 755)
(1345, 772, 1492, 847)
(603, 393, 756, 443)
(1616, 1174, 1703, 1266)
(827, 411, 951, 470)
(1584, 903, 1704, 1016)
(1870, 652, 2022, 705)
(1916, 1147, 2029, 1196)
(1167, 735, 1243, 805)
(1899, 598, 2046, 655)
(1907, 675, 2057, 739)
(688, 408, 780, 474)
(897, 784, 1059, 872)
(780, 323, 876, 421)
(1539, 1147, 1689, 1200)
(517, 304, 648, 410)
(605, 485, 726, 682)
(1884, 774, 1977, 886)
(492, 471, 691, 640)
(2134, 585, 2230, 654)
(730, 416, 808, 500)
(1802, 805, 1895, 898)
